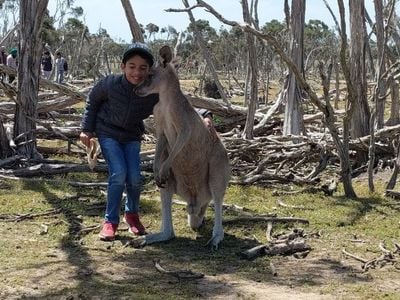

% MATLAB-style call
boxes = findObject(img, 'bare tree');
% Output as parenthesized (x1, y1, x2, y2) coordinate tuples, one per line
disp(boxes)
(282, 0, 305, 137)
(349, 1, 370, 143)
(0, 116, 12, 158)
(120, 0, 144, 42)
(13, 0, 48, 159)
(241, 0, 258, 140)
(195, 0, 358, 198)
(180, 0, 229, 105)
(373, 0, 387, 129)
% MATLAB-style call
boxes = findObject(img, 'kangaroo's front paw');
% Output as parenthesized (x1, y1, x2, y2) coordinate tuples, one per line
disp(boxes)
(158, 167, 170, 186)
(155, 174, 166, 188)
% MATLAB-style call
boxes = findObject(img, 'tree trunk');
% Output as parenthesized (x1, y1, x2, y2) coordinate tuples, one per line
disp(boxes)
(373, 0, 386, 129)
(182, 0, 229, 105)
(283, 0, 305, 137)
(386, 78, 400, 126)
(70, 27, 87, 77)
(336, 0, 358, 198)
(120, 0, 144, 43)
(0, 117, 12, 158)
(349, 1, 370, 141)
(334, 58, 340, 110)
(241, 0, 258, 140)
(13, 0, 48, 159)
(179, 0, 359, 198)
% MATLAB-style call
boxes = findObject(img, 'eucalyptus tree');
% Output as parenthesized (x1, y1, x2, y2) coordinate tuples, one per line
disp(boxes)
(182, 0, 229, 104)
(160, 25, 178, 41)
(13, 0, 49, 159)
(51, 0, 75, 29)
(187, 19, 218, 42)
(282, 0, 306, 137)
(194, 0, 359, 198)
(220, 26, 246, 77)
(385, 9, 400, 126)
(241, 0, 259, 139)
(145, 23, 159, 41)
(0, 0, 18, 159)
(260, 19, 289, 80)
(0, 0, 19, 46)
(348, 0, 370, 164)
(303, 19, 338, 76)
(41, 10, 58, 47)
(62, 17, 87, 77)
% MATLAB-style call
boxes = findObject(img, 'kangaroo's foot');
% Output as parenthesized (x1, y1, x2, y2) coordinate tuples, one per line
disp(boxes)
(205, 228, 224, 251)
(145, 231, 175, 245)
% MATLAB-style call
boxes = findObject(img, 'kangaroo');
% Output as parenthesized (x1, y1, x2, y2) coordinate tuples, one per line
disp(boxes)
(135, 45, 230, 249)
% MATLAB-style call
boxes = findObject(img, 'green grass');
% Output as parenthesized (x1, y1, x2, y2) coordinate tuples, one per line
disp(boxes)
(0, 175, 400, 299)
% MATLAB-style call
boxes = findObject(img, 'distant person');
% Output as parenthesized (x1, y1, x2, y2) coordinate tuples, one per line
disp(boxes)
(6, 48, 17, 83)
(55, 51, 65, 84)
(0, 46, 7, 80)
(0, 46, 7, 65)
(41, 51, 52, 80)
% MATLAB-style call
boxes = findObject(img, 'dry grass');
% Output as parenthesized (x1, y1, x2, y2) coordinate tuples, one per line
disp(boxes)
(2, 79, 400, 299)
(1, 172, 400, 299)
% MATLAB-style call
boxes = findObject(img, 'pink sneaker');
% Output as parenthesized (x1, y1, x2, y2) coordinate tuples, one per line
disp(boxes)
(99, 222, 118, 241)
(124, 212, 146, 236)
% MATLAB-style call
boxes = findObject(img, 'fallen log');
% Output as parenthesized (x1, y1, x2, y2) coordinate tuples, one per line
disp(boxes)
(0, 160, 154, 177)
(239, 238, 311, 260)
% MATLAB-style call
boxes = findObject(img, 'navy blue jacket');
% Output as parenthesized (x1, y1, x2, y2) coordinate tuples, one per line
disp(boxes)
(81, 74, 159, 142)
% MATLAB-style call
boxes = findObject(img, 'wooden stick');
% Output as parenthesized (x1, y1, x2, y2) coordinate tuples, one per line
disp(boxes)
(342, 248, 369, 263)
(153, 259, 204, 280)
(266, 221, 273, 242)
(224, 216, 309, 225)
(0, 208, 62, 222)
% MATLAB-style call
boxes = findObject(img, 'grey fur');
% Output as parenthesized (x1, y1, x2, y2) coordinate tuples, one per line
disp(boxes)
(136, 45, 231, 249)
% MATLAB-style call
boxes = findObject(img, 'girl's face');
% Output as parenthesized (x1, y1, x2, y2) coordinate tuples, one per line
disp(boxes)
(121, 55, 150, 85)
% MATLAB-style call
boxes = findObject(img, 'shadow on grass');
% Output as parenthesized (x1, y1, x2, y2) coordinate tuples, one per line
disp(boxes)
(10, 180, 379, 299)
(330, 194, 400, 227)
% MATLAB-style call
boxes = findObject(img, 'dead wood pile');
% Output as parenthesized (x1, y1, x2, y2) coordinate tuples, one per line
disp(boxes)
(343, 241, 400, 272)
(1, 78, 400, 191)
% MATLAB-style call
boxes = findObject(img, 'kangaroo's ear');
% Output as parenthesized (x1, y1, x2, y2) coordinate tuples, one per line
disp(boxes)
(159, 45, 173, 67)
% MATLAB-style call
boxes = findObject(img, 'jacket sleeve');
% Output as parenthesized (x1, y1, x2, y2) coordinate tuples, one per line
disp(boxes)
(195, 108, 213, 119)
(81, 78, 107, 132)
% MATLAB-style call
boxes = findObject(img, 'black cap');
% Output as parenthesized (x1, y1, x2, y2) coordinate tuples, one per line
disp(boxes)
(122, 42, 154, 66)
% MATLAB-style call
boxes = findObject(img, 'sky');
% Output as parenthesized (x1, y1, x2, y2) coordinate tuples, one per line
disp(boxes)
(47, 0, 378, 43)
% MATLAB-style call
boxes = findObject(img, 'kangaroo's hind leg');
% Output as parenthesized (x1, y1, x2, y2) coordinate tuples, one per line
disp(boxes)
(144, 182, 176, 245)
(206, 150, 230, 250)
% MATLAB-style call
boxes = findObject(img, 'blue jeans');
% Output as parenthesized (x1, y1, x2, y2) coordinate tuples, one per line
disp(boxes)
(56, 70, 64, 83)
(98, 137, 142, 224)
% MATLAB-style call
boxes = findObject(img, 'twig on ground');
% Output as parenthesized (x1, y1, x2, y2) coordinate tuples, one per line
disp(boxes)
(342, 248, 369, 263)
(153, 259, 204, 280)
(0, 208, 62, 222)
(224, 216, 309, 225)
(343, 242, 399, 272)
(277, 199, 312, 210)
(266, 221, 273, 242)
(75, 224, 101, 236)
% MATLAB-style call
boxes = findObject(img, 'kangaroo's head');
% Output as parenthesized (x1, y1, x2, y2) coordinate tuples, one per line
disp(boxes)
(135, 45, 180, 97)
